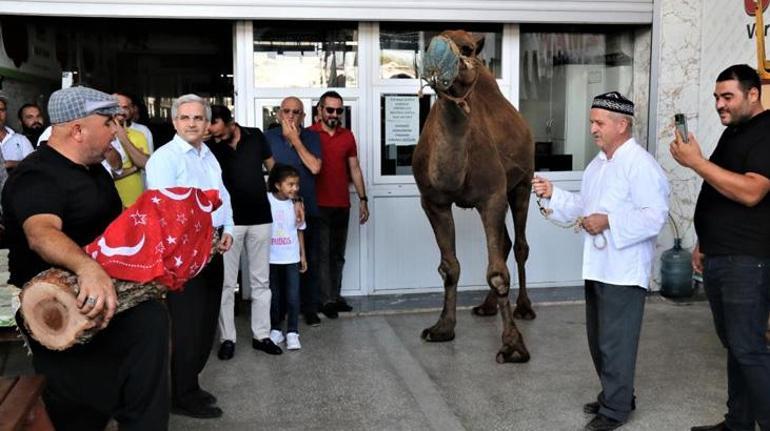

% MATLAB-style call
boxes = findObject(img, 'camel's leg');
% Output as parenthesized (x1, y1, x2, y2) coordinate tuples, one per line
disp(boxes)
(478, 197, 530, 363)
(509, 181, 536, 320)
(420, 199, 459, 342)
(471, 227, 511, 317)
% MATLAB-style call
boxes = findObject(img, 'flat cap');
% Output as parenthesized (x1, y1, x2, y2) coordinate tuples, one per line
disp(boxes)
(591, 91, 634, 117)
(48, 86, 121, 124)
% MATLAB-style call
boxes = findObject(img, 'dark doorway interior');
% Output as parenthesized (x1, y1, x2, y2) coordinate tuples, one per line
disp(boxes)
(5, 16, 234, 146)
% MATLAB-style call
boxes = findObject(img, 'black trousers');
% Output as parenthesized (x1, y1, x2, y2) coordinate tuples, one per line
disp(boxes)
(585, 280, 646, 422)
(300, 214, 320, 314)
(167, 252, 224, 405)
(317, 206, 350, 305)
(18, 299, 170, 431)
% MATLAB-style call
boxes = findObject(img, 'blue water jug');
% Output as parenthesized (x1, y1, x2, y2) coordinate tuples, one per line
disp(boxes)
(660, 239, 694, 298)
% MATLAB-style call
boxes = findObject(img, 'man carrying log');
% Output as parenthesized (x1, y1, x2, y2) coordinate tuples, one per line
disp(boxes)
(2, 86, 169, 431)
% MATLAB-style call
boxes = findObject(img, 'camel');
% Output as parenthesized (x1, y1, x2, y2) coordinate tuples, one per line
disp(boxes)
(412, 30, 535, 363)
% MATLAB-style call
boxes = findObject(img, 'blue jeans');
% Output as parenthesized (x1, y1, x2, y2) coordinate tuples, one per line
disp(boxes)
(270, 263, 300, 334)
(703, 255, 770, 431)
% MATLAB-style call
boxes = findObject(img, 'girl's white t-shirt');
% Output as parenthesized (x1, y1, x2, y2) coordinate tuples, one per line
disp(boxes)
(268, 193, 306, 264)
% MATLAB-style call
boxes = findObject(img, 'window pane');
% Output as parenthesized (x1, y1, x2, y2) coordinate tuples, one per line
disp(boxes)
(253, 21, 358, 88)
(262, 105, 280, 131)
(380, 94, 433, 176)
(311, 101, 353, 130)
(519, 25, 637, 171)
(379, 23, 502, 80)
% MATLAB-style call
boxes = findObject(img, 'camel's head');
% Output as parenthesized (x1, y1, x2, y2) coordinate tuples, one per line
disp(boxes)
(422, 30, 485, 92)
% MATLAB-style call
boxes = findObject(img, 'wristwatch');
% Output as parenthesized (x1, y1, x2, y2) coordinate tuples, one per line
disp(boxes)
(359, 196, 368, 202)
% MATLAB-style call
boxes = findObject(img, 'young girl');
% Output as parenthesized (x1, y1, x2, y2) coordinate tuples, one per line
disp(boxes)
(267, 164, 307, 350)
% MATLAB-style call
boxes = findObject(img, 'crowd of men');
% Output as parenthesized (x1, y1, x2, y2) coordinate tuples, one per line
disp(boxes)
(0, 62, 767, 431)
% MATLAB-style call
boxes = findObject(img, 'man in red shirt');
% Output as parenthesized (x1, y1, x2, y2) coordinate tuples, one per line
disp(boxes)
(309, 91, 369, 319)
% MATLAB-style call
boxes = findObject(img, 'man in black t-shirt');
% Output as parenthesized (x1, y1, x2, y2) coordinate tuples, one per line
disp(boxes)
(670, 64, 770, 431)
(206, 105, 281, 359)
(3, 86, 169, 430)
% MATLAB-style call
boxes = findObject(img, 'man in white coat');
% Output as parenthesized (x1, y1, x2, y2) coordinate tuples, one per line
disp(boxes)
(532, 92, 670, 431)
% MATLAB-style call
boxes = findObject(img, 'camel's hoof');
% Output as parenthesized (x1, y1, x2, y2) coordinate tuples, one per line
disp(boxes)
(421, 327, 455, 342)
(471, 304, 498, 317)
(513, 305, 536, 320)
(495, 345, 530, 364)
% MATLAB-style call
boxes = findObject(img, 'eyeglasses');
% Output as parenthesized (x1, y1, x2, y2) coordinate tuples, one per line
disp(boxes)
(281, 108, 302, 115)
(324, 107, 344, 115)
(177, 115, 206, 123)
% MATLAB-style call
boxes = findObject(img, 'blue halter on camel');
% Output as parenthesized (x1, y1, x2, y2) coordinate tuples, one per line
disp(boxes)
(420, 35, 481, 114)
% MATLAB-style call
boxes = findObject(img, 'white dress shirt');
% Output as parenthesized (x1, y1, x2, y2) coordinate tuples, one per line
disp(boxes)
(1, 127, 34, 162)
(145, 134, 234, 234)
(543, 138, 670, 289)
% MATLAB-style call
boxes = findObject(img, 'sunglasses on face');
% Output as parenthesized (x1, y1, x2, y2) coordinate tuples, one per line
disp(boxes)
(323, 107, 344, 115)
(281, 108, 302, 115)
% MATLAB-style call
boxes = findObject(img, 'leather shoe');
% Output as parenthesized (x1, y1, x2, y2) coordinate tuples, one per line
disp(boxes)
(304, 312, 321, 327)
(321, 303, 338, 319)
(217, 340, 235, 360)
(584, 397, 636, 415)
(584, 414, 623, 431)
(195, 389, 217, 405)
(171, 400, 223, 419)
(691, 422, 729, 431)
(252, 338, 282, 355)
(335, 298, 353, 312)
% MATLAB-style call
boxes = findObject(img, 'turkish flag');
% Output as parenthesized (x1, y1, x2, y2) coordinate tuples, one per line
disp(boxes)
(746, 0, 770, 16)
(84, 187, 221, 291)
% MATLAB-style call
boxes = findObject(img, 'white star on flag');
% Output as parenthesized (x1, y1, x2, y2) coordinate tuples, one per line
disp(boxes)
(194, 221, 202, 233)
(182, 234, 189, 245)
(129, 211, 147, 226)
(176, 213, 188, 225)
(166, 235, 177, 245)
(151, 196, 162, 205)
(174, 256, 183, 267)
(189, 262, 200, 274)
(155, 242, 165, 254)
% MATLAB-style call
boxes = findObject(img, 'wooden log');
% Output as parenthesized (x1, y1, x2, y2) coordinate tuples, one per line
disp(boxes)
(19, 269, 166, 351)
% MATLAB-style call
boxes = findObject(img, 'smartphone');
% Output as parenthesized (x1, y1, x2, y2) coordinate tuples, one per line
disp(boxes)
(674, 114, 688, 143)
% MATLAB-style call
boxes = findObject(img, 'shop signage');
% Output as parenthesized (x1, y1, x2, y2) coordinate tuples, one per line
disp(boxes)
(746, 0, 770, 38)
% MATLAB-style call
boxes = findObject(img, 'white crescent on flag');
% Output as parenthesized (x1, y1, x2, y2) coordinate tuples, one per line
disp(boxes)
(97, 235, 146, 257)
(158, 188, 193, 201)
(195, 190, 213, 213)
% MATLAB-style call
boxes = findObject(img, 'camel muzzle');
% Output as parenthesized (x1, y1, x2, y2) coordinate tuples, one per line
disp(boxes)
(422, 36, 460, 91)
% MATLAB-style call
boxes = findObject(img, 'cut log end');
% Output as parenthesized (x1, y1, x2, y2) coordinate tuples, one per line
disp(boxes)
(21, 279, 94, 351)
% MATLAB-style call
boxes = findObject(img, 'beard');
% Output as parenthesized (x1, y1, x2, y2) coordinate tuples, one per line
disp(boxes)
(22, 125, 45, 146)
(323, 117, 339, 129)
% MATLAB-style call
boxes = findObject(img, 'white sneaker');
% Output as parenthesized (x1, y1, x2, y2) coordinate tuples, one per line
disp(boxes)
(286, 332, 301, 350)
(269, 330, 285, 345)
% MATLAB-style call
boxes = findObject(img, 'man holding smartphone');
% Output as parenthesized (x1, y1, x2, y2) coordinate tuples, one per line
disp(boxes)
(670, 64, 770, 431)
